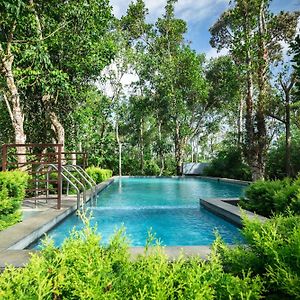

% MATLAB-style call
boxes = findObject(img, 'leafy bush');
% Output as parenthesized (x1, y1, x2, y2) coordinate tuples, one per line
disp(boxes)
(214, 215, 300, 299)
(0, 171, 29, 231)
(266, 129, 300, 179)
(203, 147, 251, 181)
(240, 179, 286, 217)
(0, 218, 263, 299)
(144, 160, 160, 176)
(85, 167, 112, 184)
(240, 177, 300, 217)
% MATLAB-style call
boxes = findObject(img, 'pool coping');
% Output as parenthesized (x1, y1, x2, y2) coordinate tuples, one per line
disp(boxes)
(200, 198, 267, 227)
(0, 175, 258, 269)
(118, 175, 251, 186)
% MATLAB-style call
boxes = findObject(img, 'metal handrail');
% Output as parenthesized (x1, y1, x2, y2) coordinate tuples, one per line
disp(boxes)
(35, 163, 100, 209)
(64, 165, 96, 201)
(75, 165, 96, 185)
(36, 164, 82, 209)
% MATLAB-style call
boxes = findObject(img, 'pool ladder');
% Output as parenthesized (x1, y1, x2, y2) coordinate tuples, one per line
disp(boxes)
(35, 164, 97, 209)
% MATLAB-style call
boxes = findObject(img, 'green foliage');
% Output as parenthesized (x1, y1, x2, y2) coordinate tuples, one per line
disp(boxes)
(0, 171, 29, 231)
(85, 167, 113, 184)
(291, 35, 300, 99)
(240, 176, 300, 217)
(214, 215, 300, 298)
(203, 147, 251, 181)
(266, 130, 300, 179)
(240, 179, 285, 217)
(0, 217, 263, 299)
(144, 160, 160, 176)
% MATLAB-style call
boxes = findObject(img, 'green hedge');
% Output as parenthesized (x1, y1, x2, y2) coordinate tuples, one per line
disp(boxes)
(240, 177, 300, 217)
(0, 220, 263, 299)
(85, 167, 112, 184)
(0, 171, 29, 231)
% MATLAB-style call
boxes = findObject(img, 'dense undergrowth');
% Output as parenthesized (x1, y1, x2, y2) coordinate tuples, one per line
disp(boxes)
(203, 147, 251, 181)
(0, 213, 299, 299)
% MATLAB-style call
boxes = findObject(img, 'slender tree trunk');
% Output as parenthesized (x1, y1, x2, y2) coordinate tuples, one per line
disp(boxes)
(139, 117, 144, 174)
(115, 119, 122, 177)
(237, 95, 244, 147)
(280, 74, 296, 177)
(158, 120, 164, 176)
(285, 97, 291, 177)
(191, 139, 194, 163)
(1, 49, 27, 166)
(174, 120, 183, 176)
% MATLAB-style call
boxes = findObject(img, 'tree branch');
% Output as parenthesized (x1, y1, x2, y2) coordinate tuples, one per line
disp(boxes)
(267, 113, 285, 124)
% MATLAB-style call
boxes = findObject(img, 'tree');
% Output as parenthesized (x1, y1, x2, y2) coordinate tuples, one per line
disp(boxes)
(206, 56, 243, 146)
(210, 0, 299, 180)
(0, 0, 33, 164)
(0, 0, 115, 164)
(144, 0, 210, 175)
(291, 35, 300, 99)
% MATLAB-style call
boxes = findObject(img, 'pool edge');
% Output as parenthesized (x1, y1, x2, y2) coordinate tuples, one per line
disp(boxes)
(0, 176, 249, 269)
(200, 198, 267, 227)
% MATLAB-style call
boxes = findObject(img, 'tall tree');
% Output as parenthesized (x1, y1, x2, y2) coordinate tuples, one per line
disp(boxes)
(145, 0, 209, 175)
(0, 0, 33, 164)
(292, 35, 300, 99)
(210, 0, 299, 180)
(0, 0, 115, 164)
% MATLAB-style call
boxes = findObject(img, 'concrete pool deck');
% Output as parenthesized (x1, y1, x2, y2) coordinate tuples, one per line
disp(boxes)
(0, 176, 262, 269)
(200, 198, 267, 227)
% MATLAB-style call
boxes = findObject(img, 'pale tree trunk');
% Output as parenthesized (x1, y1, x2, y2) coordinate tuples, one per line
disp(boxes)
(191, 140, 194, 163)
(71, 153, 77, 166)
(139, 117, 144, 174)
(1, 42, 27, 167)
(158, 120, 164, 176)
(237, 95, 244, 147)
(244, 45, 258, 181)
(115, 119, 122, 177)
(42, 95, 66, 163)
(174, 120, 183, 176)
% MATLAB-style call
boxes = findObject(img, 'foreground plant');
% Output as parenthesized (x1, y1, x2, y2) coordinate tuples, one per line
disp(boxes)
(214, 215, 300, 299)
(0, 217, 263, 299)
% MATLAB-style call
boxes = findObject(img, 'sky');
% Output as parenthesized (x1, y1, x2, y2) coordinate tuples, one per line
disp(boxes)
(110, 0, 300, 59)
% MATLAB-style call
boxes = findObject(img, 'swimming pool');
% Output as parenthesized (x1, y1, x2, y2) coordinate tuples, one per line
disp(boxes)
(32, 177, 245, 248)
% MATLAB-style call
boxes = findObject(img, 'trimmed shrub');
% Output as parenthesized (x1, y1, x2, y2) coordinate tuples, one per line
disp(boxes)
(0, 218, 263, 299)
(0, 171, 29, 231)
(86, 167, 113, 184)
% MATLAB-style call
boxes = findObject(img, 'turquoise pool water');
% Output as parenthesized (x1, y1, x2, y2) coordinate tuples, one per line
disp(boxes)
(32, 177, 245, 248)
